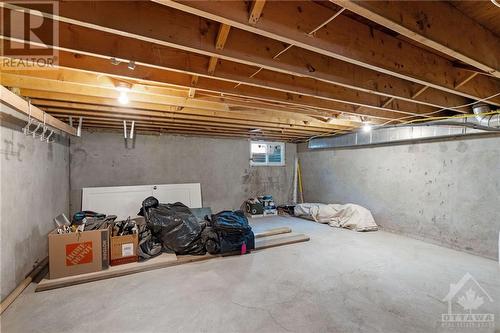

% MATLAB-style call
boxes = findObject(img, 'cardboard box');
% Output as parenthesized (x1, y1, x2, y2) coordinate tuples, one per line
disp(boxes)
(48, 226, 110, 279)
(110, 233, 138, 266)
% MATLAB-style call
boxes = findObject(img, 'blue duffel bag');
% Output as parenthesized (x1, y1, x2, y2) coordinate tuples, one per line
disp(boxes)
(203, 210, 255, 254)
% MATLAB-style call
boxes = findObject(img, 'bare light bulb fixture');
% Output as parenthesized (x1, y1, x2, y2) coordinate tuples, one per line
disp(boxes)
(118, 91, 129, 105)
(115, 81, 132, 105)
(362, 122, 372, 133)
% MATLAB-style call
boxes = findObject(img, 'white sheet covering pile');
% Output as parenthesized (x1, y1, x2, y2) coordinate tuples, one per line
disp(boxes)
(294, 203, 378, 232)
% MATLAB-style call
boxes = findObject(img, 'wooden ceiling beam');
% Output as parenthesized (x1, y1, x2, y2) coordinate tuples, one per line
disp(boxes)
(26, 88, 355, 127)
(51, 113, 317, 139)
(2, 4, 476, 111)
(332, 1, 500, 78)
(75, 123, 304, 141)
(158, 1, 500, 105)
(0, 24, 446, 118)
(0, 72, 233, 113)
(23, 92, 353, 131)
(2, 60, 412, 122)
(48, 109, 332, 136)
(39, 103, 334, 135)
(53, 117, 309, 139)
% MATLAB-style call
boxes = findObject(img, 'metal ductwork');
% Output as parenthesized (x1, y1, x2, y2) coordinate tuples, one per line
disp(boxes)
(308, 107, 500, 149)
(473, 103, 500, 128)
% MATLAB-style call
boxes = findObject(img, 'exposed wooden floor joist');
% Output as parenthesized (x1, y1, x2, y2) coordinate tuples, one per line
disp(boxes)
(0, 34, 448, 121)
(158, 1, 500, 105)
(0, 0, 498, 141)
(3, 2, 492, 109)
(332, 1, 500, 78)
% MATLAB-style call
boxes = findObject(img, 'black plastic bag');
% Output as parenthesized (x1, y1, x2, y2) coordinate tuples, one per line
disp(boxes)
(205, 210, 255, 254)
(201, 226, 220, 254)
(139, 197, 206, 255)
(137, 222, 162, 260)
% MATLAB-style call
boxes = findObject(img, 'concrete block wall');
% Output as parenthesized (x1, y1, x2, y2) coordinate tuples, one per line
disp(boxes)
(70, 131, 296, 214)
(0, 106, 70, 301)
(298, 136, 500, 260)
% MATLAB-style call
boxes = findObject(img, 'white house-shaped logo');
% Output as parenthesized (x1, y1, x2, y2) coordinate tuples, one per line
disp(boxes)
(441, 272, 494, 328)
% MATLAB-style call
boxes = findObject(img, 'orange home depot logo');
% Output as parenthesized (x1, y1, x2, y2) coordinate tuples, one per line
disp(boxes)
(65, 242, 93, 266)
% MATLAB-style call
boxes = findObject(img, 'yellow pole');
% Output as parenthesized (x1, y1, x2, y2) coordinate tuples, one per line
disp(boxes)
(297, 159, 304, 203)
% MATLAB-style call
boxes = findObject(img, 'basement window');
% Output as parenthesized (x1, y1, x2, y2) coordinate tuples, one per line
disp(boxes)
(250, 141, 285, 166)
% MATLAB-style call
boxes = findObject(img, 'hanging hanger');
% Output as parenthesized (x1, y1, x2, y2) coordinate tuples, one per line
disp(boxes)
(45, 130, 55, 143)
(23, 99, 37, 136)
(31, 122, 43, 138)
(40, 113, 55, 143)
(39, 112, 48, 141)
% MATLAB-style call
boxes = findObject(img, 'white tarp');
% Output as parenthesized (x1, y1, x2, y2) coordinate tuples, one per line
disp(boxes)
(294, 203, 378, 232)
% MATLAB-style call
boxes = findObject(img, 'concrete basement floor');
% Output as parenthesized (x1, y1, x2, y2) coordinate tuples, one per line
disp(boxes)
(1, 216, 499, 333)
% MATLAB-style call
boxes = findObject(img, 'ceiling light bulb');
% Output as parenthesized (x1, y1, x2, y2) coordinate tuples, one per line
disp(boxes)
(362, 123, 372, 133)
(118, 91, 129, 105)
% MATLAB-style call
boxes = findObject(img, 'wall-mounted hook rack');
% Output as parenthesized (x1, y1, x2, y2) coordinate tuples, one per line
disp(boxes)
(1, 86, 77, 136)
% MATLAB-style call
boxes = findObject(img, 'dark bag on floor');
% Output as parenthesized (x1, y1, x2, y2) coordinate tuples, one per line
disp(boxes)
(137, 222, 162, 260)
(139, 196, 206, 255)
(204, 210, 255, 255)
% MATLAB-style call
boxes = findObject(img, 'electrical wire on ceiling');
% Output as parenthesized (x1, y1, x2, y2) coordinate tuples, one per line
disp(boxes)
(305, 89, 500, 142)
(379, 91, 500, 127)
(197, 92, 332, 115)
(306, 109, 500, 142)
(398, 110, 500, 126)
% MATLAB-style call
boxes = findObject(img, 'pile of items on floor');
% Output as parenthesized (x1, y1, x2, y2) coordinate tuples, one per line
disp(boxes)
(47, 195, 376, 281)
(292, 202, 378, 232)
(244, 195, 278, 217)
(49, 197, 254, 279)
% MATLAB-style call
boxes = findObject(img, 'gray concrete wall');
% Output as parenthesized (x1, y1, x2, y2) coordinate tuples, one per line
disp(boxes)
(0, 106, 70, 301)
(298, 136, 500, 260)
(70, 131, 296, 214)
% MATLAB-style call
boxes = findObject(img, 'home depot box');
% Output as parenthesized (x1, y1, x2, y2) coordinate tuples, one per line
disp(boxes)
(110, 233, 138, 266)
(48, 226, 110, 279)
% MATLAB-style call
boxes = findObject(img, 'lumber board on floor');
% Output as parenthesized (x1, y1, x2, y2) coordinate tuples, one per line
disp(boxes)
(255, 227, 291, 238)
(35, 231, 309, 292)
(36, 253, 180, 292)
(255, 233, 310, 250)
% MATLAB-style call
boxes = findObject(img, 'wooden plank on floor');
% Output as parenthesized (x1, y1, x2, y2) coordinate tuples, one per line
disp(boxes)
(255, 227, 291, 238)
(255, 233, 310, 250)
(35, 231, 309, 292)
(36, 253, 181, 292)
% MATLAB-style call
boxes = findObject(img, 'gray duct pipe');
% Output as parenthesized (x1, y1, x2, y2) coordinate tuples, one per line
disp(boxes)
(473, 103, 500, 128)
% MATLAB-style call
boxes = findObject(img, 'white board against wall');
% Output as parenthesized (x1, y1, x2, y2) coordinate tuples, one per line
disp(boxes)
(82, 183, 202, 220)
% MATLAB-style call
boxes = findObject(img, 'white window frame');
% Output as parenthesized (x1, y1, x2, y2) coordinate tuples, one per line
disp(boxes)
(250, 141, 285, 166)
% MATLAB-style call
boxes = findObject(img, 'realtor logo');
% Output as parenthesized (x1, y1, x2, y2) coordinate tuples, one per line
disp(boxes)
(66, 242, 93, 266)
(0, 1, 59, 69)
(440, 273, 494, 329)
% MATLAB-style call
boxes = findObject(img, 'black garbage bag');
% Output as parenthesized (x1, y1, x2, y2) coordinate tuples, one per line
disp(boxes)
(201, 226, 220, 254)
(139, 196, 206, 255)
(204, 210, 255, 254)
(137, 223, 162, 260)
